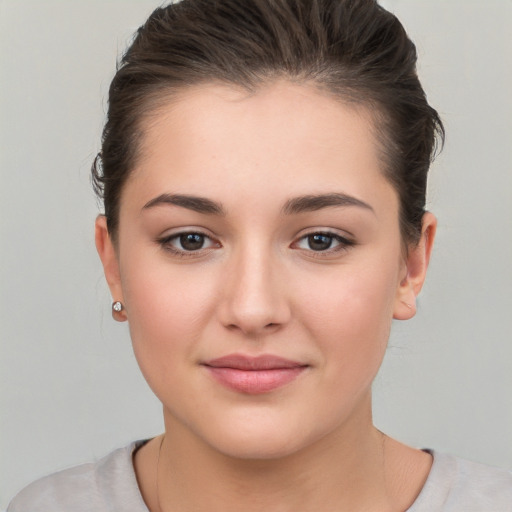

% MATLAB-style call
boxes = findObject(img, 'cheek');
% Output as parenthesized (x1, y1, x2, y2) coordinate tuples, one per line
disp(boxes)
(119, 255, 218, 386)
(296, 260, 399, 383)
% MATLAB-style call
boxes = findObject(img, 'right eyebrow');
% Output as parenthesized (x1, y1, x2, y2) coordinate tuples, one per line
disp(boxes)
(142, 193, 226, 216)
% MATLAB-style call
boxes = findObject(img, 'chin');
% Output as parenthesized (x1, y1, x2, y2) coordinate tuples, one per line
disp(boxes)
(210, 432, 308, 461)
(194, 412, 327, 461)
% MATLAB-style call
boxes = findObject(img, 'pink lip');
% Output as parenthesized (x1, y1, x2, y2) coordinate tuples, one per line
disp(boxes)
(202, 354, 308, 394)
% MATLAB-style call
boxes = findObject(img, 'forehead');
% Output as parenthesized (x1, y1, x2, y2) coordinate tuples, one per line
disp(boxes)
(127, 80, 394, 212)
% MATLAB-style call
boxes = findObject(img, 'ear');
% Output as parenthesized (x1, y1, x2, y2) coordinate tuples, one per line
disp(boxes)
(95, 215, 125, 309)
(393, 212, 437, 320)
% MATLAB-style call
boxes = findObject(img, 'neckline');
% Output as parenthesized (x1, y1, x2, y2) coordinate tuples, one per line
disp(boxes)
(127, 441, 441, 512)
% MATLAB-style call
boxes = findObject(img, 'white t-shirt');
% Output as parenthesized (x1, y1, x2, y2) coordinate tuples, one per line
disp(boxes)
(7, 441, 512, 511)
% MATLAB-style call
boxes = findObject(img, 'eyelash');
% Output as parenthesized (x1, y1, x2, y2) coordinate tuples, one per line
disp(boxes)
(292, 231, 355, 256)
(156, 231, 220, 258)
(156, 230, 355, 258)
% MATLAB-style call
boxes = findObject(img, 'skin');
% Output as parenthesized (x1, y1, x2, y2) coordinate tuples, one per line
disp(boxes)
(96, 81, 436, 511)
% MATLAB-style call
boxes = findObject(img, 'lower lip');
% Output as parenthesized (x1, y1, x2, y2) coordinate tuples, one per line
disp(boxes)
(204, 366, 307, 394)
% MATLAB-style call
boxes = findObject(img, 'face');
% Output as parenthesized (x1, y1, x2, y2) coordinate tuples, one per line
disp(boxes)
(97, 81, 434, 459)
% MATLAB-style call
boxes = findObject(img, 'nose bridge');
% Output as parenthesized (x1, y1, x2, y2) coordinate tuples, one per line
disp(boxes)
(220, 237, 289, 334)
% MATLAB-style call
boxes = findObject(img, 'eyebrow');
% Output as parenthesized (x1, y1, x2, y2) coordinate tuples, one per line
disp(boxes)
(142, 192, 374, 217)
(282, 193, 375, 215)
(142, 194, 226, 215)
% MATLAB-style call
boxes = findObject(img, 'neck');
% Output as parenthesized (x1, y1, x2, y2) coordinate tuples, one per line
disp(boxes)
(148, 394, 421, 512)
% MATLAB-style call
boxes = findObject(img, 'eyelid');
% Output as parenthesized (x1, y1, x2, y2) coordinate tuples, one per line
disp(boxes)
(291, 229, 356, 256)
(156, 227, 221, 257)
(293, 227, 355, 243)
(155, 226, 355, 259)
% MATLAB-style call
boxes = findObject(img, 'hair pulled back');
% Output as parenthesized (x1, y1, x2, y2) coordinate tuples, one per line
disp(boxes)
(92, 0, 444, 244)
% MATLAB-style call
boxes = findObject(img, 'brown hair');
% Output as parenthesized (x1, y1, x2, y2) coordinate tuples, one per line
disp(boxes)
(92, 0, 444, 244)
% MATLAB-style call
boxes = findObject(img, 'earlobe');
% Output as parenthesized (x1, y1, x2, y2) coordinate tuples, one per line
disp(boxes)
(95, 216, 125, 308)
(393, 212, 437, 320)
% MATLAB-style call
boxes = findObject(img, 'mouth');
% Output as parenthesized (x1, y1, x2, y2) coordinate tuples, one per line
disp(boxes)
(202, 354, 309, 394)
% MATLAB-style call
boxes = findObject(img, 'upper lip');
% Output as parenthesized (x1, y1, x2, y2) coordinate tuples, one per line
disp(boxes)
(203, 354, 307, 370)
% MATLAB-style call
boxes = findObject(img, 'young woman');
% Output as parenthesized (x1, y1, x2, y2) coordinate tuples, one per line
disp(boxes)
(8, 0, 511, 510)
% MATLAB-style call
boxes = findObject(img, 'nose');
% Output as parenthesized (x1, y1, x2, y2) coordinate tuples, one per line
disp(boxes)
(217, 245, 291, 337)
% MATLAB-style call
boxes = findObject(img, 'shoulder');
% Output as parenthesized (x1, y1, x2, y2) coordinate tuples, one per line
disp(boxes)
(7, 441, 148, 512)
(409, 450, 512, 511)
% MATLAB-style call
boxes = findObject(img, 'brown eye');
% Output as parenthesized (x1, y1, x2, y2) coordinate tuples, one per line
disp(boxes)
(158, 231, 219, 255)
(307, 234, 333, 251)
(293, 231, 355, 255)
(179, 233, 205, 251)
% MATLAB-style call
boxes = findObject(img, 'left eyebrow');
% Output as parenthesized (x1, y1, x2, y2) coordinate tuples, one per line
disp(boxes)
(282, 193, 375, 215)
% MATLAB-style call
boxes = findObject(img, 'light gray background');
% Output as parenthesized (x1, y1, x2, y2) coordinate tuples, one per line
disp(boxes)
(1, 0, 511, 508)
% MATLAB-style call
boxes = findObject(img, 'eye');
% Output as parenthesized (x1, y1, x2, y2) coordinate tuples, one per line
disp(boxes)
(157, 231, 219, 255)
(178, 233, 208, 251)
(293, 231, 354, 253)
